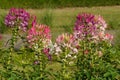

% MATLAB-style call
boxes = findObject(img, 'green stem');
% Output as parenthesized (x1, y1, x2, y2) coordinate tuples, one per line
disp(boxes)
(61, 47, 68, 80)
(40, 53, 43, 79)
(35, 51, 43, 79)
(8, 28, 18, 66)
(35, 42, 44, 80)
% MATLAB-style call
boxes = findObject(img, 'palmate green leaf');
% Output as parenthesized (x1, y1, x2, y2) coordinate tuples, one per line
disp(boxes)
(0, 68, 12, 79)
(111, 72, 119, 79)
(52, 71, 61, 79)
(86, 71, 91, 79)
(8, 71, 23, 80)
(12, 51, 34, 66)
(104, 72, 111, 78)
(22, 61, 32, 73)
(8, 73, 17, 80)
(103, 65, 119, 79)
(45, 69, 56, 79)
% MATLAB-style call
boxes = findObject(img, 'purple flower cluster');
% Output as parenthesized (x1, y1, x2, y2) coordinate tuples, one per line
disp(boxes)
(74, 13, 107, 40)
(5, 8, 30, 31)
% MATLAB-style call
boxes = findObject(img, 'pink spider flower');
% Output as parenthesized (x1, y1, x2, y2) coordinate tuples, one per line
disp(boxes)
(27, 24, 51, 48)
(56, 33, 76, 46)
(104, 33, 113, 42)
(55, 33, 78, 59)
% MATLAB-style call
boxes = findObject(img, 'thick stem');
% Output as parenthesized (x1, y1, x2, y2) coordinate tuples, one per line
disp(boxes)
(35, 42, 44, 80)
(8, 28, 18, 66)
(40, 53, 43, 79)
(61, 47, 68, 80)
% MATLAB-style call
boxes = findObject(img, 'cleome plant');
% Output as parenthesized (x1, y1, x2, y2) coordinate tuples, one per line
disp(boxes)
(0, 8, 119, 80)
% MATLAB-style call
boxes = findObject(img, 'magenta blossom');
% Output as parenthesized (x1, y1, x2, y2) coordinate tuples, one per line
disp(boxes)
(74, 13, 107, 41)
(5, 8, 32, 31)
(43, 48, 50, 55)
(42, 48, 51, 60)
(32, 16, 37, 27)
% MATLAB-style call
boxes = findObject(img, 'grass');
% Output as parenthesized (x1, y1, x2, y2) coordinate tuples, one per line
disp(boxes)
(0, 6, 120, 43)
(29, 6, 120, 30)
(40, 9, 53, 27)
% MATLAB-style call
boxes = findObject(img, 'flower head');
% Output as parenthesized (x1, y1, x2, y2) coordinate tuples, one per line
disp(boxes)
(27, 24, 51, 48)
(104, 33, 113, 42)
(74, 13, 107, 41)
(56, 33, 75, 46)
(54, 33, 78, 61)
(5, 8, 32, 31)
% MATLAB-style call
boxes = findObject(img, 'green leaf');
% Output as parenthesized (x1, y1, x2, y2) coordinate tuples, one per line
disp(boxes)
(104, 72, 111, 77)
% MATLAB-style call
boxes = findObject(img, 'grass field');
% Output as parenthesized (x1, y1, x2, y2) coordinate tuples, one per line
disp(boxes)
(0, 6, 120, 46)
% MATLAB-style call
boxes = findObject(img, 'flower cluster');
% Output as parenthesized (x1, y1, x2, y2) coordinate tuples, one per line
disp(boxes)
(27, 24, 52, 59)
(98, 32, 113, 42)
(27, 24, 51, 48)
(5, 8, 31, 31)
(74, 13, 108, 42)
(74, 13, 114, 57)
(54, 33, 78, 61)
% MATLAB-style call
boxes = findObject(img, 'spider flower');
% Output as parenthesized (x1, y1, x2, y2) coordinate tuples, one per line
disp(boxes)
(56, 33, 75, 46)
(104, 33, 113, 42)
(74, 13, 107, 41)
(27, 24, 51, 48)
(5, 8, 31, 31)
(54, 33, 78, 60)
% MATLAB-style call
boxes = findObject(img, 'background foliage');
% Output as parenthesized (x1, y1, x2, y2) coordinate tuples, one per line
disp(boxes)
(0, 0, 120, 9)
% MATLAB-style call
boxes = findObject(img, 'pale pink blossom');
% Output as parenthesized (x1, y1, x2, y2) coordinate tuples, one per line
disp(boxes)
(54, 33, 78, 61)
(27, 24, 51, 48)
(104, 33, 113, 41)
(84, 49, 89, 54)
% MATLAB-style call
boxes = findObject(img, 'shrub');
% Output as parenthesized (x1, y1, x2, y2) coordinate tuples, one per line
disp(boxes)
(0, 8, 119, 80)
